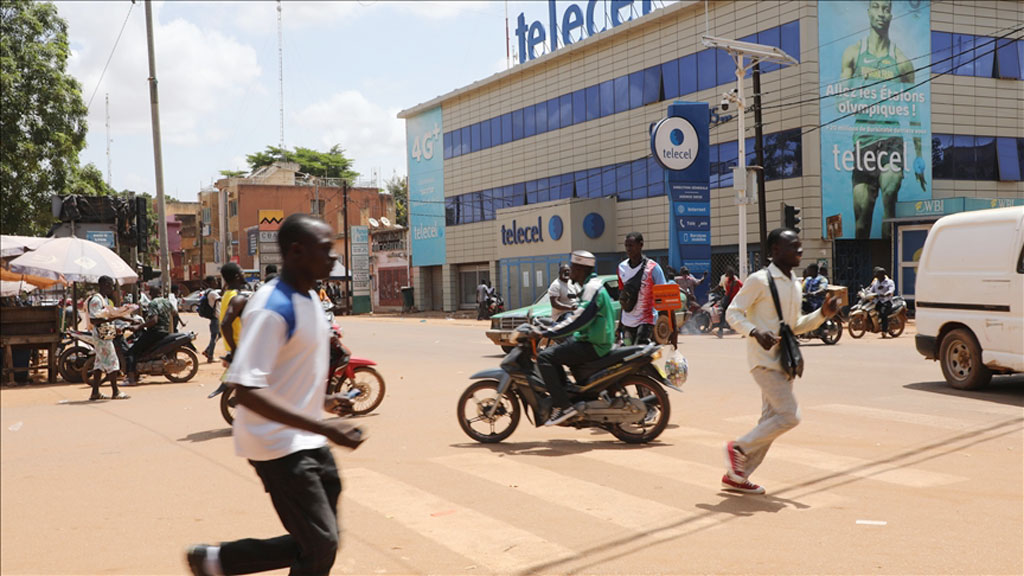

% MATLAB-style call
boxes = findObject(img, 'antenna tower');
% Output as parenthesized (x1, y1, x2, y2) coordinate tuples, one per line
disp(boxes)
(105, 93, 112, 187)
(277, 0, 285, 149)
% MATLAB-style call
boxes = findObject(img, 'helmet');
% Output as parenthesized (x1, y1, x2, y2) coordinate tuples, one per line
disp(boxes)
(662, 351, 688, 388)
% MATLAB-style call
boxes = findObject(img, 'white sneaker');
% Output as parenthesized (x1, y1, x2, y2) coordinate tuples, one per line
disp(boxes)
(544, 406, 578, 426)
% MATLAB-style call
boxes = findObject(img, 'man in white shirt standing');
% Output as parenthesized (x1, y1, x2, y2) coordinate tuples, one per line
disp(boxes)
(187, 214, 364, 576)
(617, 232, 667, 345)
(547, 263, 578, 320)
(723, 228, 840, 494)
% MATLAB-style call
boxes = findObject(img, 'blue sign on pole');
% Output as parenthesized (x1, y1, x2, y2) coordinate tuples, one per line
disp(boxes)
(86, 230, 115, 249)
(652, 101, 710, 302)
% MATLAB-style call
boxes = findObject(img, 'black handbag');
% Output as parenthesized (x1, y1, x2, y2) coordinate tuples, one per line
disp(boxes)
(619, 258, 647, 313)
(766, 271, 804, 379)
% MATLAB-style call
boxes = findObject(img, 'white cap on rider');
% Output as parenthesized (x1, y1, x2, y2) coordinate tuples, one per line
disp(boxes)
(570, 250, 596, 267)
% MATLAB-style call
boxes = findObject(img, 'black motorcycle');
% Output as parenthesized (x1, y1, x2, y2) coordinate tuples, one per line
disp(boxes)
(457, 324, 682, 444)
(797, 298, 842, 345)
(81, 324, 200, 385)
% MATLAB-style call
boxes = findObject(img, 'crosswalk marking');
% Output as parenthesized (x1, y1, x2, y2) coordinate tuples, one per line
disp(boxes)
(436, 452, 685, 534)
(809, 403, 973, 430)
(661, 426, 967, 488)
(344, 467, 575, 574)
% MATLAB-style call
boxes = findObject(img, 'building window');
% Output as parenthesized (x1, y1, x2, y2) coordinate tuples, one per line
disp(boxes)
(470, 122, 482, 152)
(628, 70, 644, 109)
(572, 89, 586, 125)
(547, 98, 560, 131)
(523, 105, 536, 137)
(697, 49, 716, 91)
(996, 137, 1022, 181)
(310, 199, 325, 215)
(229, 200, 237, 217)
(511, 109, 524, 141)
(934, 33, 1023, 80)
(613, 76, 629, 114)
(934, 133, 1024, 181)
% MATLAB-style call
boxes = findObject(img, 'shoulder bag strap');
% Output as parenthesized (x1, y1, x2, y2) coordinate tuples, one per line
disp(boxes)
(765, 269, 786, 324)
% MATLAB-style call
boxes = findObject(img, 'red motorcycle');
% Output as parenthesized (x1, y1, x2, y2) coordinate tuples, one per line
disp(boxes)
(215, 323, 385, 425)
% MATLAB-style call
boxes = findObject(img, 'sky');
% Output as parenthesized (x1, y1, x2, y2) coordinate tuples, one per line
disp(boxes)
(58, 0, 576, 202)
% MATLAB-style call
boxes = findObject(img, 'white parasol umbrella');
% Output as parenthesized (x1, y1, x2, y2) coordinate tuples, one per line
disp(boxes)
(1, 235, 50, 258)
(8, 236, 138, 284)
(0, 280, 37, 297)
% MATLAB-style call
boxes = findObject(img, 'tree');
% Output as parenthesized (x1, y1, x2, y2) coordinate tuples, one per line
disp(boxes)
(385, 174, 408, 227)
(219, 169, 246, 178)
(244, 144, 358, 181)
(66, 163, 116, 197)
(1, 1, 88, 235)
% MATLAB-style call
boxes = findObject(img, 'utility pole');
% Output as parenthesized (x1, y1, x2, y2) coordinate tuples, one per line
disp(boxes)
(342, 180, 350, 314)
(753, 62, 768, 262)
(105, 93, 112, 187)
(144, 0, 170, 294)
(276, 0, 285, 149)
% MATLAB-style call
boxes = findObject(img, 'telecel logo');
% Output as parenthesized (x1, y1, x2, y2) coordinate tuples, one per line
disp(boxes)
(651, 116, 699, 172)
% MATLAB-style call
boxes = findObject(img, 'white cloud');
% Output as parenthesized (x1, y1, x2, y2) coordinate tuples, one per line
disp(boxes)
(60, 2, 262, 146)
(294, 90, 406, 179)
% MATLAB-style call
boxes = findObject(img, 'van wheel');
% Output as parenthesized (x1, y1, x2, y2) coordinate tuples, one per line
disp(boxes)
(940, 328, 992, 390)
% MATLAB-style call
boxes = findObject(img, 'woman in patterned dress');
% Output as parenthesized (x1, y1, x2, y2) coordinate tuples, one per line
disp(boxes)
(86, 276, 129, 400)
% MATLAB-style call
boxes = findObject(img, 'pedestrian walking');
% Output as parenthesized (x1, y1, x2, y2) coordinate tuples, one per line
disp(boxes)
(722, 228, 839, 494)
(476, 279, 492, 320)
(186, 214, 364, 576)
(86, 276, 129, 401)
(616, 232, 666, 345)
(199, 276, 221, 363)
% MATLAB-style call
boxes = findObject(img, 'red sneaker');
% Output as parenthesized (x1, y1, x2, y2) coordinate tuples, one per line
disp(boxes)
(721, 474, 765, 494)
(724, 441, 747, 479)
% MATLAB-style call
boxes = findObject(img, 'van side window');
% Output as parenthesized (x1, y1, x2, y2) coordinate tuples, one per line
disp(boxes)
(1018, 243, 1024, 274)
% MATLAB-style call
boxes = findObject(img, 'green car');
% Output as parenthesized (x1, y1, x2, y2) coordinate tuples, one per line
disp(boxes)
(485, 274, 686, 352)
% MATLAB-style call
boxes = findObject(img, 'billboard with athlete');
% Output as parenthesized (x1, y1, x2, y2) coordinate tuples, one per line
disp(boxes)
(819, 0, 931, 240)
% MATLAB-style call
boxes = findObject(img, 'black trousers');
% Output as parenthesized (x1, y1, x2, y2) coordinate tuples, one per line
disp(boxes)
(220, 446, 342, 576)
(477, 301, 488, 320)
(126, 329, 168, 373)
(621, 323, 654, 345)
(878, 300, 893, 332)
(205, 317, 220, 357)
(536, 337, 600, 408)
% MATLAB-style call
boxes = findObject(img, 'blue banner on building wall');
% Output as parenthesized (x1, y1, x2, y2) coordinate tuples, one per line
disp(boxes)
(819, 0, 931, 240)
(653, 101, 710, 301)
(407, 106, 446, 267)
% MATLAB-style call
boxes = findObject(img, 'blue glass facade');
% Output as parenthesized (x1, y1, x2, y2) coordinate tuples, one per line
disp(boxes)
(444, 128, 803, 227)
(443, 21, 801, 161)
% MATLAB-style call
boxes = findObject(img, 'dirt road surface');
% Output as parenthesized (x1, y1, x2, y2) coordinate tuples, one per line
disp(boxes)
(2, 313, 1022, 575)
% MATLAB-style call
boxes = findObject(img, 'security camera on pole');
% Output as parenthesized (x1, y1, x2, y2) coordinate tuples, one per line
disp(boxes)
(700, 35, 796, 279)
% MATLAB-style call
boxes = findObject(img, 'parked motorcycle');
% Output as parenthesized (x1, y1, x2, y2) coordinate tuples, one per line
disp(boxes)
(456, 324, 684, 444)
(486, 292, 505, 317)
(216, 323, 385, 425)
(80, 321, 200, 385)
(847, 289, 907, 338)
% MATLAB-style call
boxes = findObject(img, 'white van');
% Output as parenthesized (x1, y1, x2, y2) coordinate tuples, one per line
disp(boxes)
(914, 206, 1024, 389)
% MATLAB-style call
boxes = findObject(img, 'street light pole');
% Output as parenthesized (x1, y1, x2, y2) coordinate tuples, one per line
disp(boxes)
(144, 0, 170, 293)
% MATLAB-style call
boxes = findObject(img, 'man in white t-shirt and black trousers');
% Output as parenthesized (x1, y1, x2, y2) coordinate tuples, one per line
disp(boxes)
(617, 232, 667, 345)
(187, 214, 365, 576)
(547, 263, 578, 320)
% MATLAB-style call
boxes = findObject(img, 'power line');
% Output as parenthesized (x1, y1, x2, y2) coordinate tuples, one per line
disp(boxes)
(86, 1, 136, 110)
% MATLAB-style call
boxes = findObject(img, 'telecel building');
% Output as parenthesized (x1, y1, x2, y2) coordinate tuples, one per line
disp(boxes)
(399, 0, 1024, 313)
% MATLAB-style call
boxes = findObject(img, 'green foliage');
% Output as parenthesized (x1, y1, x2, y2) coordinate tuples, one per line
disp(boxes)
(244, 144, 358, 180)
(219, 169, 247, 178)
(1, 0, 88, 235)
(66, 163, 116, 197)
(385, 174, 408, 227)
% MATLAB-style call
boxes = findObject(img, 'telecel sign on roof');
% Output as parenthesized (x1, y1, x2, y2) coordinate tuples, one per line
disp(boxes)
(515, 0, 659, 64)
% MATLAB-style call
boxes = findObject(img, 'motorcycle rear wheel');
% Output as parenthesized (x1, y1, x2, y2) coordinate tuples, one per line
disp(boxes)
(607, 376, 670, 444)
(58, 345, 91, 383)
(820, 318, 843, 345)
(693, 312, 711, 334)
(847, 314, 867, 338)
(220, 386, 237, 425)
(887, 315, 906, 338)
(164, 348, 200, 383)
(334, 366, 386, 415)
(457, 379, 521, 443)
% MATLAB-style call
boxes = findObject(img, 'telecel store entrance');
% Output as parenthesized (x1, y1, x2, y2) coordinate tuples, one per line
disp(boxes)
(497, 197, 618, 309)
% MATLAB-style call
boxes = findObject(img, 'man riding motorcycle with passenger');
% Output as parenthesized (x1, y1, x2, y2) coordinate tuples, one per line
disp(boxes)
(527, 250, 617, 427)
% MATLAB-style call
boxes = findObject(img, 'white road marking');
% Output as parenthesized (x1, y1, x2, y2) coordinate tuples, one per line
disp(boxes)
(344, 467, 575, 574)
(436, 452, 686, 534)
(810, 403, 974, 430)
(661, 426, 967, 488)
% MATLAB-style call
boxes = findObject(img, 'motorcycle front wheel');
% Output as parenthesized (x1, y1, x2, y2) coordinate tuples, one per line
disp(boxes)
(693, 312, 711, 334)
(607, 376, 670, 444)
(457, 379, 521, 443)
(820, 318, 843, 345)
(220, 386, 237, 425)
(164, 348, 200, 383)
(335, 366, 386, 415)
(847, 314, 867, 339)
(58, 345, 91, 383)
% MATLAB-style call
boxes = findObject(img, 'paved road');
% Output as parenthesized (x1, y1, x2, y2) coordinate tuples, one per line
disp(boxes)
(2, 313, 1022, 575)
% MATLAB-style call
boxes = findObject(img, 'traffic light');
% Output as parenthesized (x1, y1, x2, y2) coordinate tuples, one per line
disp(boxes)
(136, 196, 149, 252)
(783, 203, 801, 233)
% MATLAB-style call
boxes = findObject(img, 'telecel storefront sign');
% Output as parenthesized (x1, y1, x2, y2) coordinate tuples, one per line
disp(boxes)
(406, 106, 446, 267)
(515, 0, 659, 64)
(501, 217, 545, 245)
(495, 198, 616, 259)
(652, 101, 711, 303)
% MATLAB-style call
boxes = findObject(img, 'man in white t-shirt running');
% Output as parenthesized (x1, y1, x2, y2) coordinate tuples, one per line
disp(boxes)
(187, 214, 364, 576)
(617, 232, 666, 345)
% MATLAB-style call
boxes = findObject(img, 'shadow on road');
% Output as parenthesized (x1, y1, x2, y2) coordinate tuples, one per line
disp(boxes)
(695, 491, 810, 517)
(904, 376, 1024, 407)
(178, 428, 232, 443)
(450, 437, 674, 457)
